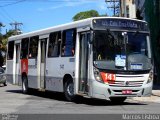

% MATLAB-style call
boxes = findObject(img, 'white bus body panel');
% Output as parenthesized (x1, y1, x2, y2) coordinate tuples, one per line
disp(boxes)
(28, 59, 39, 88)
(6, 60, 14, 83)
(45, 57, 75, 92)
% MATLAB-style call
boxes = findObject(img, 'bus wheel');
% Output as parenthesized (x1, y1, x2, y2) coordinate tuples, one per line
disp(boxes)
(109, 97, 127, 104)
(22, 76, 29, 94)
(64, 80, 75, 101)
(3, 81, 7, 86)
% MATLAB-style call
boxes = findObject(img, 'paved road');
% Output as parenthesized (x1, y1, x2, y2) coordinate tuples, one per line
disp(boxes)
(0, 83, 160, 114)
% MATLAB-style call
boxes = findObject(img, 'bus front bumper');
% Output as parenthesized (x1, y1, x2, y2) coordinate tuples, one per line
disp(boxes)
(91, 81, 152, 100)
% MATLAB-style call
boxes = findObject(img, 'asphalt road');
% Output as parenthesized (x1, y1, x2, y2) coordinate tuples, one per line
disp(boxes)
(0, 83, 160, 116)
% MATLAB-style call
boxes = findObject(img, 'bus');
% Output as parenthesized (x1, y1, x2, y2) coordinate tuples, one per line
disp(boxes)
(6, 17, 153, 103)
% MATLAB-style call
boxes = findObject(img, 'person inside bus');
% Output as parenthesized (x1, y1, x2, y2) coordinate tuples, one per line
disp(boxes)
(97, 44, 113, 60)
(62, 45, 74, 56)
(29, 45, 37, 58)
(72, 47, 75, 56)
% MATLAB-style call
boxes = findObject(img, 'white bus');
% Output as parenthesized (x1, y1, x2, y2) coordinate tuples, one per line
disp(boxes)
(6, 17, 153, 103)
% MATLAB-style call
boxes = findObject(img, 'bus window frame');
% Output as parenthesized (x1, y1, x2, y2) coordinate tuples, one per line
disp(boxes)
(7, 41, 14, 60)
(21, 38, 29, 59)
(48, 31, 61, 58)
(28, 36, 39, 59)
(61, 28, 76, 57)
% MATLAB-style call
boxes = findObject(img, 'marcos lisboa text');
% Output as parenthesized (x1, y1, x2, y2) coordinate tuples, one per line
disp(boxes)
(122, 114, 160, 120)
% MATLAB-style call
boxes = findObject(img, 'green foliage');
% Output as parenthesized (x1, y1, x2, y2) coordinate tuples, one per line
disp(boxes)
(72, 10, 100, 21)
(100, 14, 108, 17)
(0, 29, 17, 65)
(3, 30, 16, 39)
(0, 30, 15, 51)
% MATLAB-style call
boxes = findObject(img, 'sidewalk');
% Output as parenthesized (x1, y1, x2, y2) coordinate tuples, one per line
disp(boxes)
(131, 85, 160, 103)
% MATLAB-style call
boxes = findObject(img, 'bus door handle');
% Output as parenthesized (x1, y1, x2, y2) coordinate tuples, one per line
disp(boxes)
(60, 64, 64, 69)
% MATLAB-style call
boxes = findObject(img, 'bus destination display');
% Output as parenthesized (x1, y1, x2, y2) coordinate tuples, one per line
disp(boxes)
(92, 18, 149, 31)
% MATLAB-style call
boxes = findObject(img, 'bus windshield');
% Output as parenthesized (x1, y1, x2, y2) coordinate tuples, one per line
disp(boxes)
(93, 30, 152, 71)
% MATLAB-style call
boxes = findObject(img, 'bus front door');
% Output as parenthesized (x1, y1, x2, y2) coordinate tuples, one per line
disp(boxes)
(79, 32, 90, 93)
(39, 39, 47, 89)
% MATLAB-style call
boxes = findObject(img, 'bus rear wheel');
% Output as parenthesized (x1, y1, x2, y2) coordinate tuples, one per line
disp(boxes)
(64, 80, 75, 101)
(109, 97, 127, 104)
(22, 76, 29, 94)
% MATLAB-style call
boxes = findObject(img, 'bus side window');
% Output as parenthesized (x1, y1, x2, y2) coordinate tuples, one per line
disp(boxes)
(7, 41, 14, 60)
(29, 36, 39, 59)
(21, 38, 29, 59)
(62, 29, 76, 57)
(48, 31, 61, 57)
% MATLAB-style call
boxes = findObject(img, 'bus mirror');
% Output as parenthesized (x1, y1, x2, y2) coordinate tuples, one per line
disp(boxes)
(122, 32, 128, 44)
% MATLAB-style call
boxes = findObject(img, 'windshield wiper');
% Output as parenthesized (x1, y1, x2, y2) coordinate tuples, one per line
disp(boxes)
(106, 29, 115, 40)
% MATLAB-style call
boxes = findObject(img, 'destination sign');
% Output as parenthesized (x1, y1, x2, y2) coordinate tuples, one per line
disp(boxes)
(92, 18, 149, 31)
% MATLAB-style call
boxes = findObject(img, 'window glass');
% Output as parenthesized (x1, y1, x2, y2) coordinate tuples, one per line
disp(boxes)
(93, 30, 151, 71)
(127, 33, 148, 56)
(29, 36, 39, 58)
(48, 32, 61, 57)
(21, 38, 29, 59)
(62, 29, 76, 57)
(7, 41, 14, 60)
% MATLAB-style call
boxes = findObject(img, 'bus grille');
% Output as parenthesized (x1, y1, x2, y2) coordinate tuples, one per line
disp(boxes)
(108, 80, 144, 87)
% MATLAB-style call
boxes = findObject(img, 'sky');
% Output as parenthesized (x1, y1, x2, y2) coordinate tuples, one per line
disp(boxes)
(0, 0, 112, 34)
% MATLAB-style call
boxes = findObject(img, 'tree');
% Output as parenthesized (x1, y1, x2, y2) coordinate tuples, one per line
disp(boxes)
(1, 30, 15, 51)
(72, 10, 100, 21)
(0, 30, 16, 65)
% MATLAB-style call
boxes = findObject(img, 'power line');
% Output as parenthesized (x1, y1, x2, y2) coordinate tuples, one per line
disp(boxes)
(0, 0, 25, 7)
(0, 9, 13, 23)
(0, 7, 15, 21)
(0, 0, 98, 7)
(0, 0, 97, 3)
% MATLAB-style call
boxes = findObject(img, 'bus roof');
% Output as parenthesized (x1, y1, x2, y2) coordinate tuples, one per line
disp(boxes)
(8, 17, 147, 41)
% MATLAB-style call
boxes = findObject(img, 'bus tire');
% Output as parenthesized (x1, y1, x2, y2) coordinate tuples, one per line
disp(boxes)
(22, 76, 29, 94)
(3, 81, 7, 86)
(64, 80, 75, 102)
(109, 97, 127, 104)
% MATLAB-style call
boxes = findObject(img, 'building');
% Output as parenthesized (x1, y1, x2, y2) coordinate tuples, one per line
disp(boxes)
(120, 0, 136, 18)
(135, 0, 160, 84)
(135, 0, 145, 19)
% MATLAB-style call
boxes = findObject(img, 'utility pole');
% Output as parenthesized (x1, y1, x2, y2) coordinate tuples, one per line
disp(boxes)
(105, 0, 120, 16)
(10, 21, 23, 35)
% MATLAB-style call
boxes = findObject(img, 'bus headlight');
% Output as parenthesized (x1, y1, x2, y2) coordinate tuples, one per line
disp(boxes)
(147, 70, 153, 84)
(93, 67, 103, 83)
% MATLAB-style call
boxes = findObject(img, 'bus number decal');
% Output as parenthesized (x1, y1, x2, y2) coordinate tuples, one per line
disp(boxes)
(100, 72, 116, 83)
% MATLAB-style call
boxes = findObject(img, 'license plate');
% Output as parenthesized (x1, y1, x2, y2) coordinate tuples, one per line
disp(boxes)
(122, 90, 132, 94)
